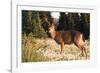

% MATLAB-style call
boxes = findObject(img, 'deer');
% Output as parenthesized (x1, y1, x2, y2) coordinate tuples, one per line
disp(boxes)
(48, 24, 87, 57)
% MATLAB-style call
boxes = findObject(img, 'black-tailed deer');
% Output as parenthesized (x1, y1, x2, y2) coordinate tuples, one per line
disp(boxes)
(48, 24, 87, 57)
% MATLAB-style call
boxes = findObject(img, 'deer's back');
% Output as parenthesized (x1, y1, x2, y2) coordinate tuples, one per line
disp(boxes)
(54, 30, 82, 44)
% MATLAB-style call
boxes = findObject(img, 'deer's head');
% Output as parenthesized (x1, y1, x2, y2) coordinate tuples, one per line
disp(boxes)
(48, 24, 56, 33)
(48, 24, 57, 38)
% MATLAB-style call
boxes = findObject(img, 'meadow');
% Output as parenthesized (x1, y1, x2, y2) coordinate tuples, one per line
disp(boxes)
(22, 33, 90, 62)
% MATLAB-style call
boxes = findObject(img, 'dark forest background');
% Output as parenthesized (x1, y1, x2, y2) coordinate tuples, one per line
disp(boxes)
(22, 10, 90, 40)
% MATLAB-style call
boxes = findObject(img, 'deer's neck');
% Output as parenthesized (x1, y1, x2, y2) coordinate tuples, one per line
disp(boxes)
(50, 30, 57, 39)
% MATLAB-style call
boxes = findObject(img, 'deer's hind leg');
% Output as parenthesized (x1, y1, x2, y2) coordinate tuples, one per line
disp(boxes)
(75, 44, 87, 57)
(81, 46, 87, 57)
(74, 34, 87, 58)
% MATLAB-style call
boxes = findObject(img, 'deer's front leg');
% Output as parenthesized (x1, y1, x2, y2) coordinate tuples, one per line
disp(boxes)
(60, 42, 64, 54)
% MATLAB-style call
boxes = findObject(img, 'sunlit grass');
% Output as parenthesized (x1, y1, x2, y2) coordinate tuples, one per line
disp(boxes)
(22, 33, 90, 62)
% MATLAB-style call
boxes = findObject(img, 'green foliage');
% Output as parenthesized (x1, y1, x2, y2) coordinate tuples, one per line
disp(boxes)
(22, 10, 90, 39)
(57, 12, 90, 39)
(22, 10, 50, 38)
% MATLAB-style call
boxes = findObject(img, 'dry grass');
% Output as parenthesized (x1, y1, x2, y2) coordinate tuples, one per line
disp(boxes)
(22, 34, 90, 62)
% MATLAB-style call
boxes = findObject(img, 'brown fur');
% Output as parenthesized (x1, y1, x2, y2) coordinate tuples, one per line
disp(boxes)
(48, 24, 87, 57)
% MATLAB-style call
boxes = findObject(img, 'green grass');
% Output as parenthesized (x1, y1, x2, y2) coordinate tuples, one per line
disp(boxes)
(22, 33, 90, 62)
